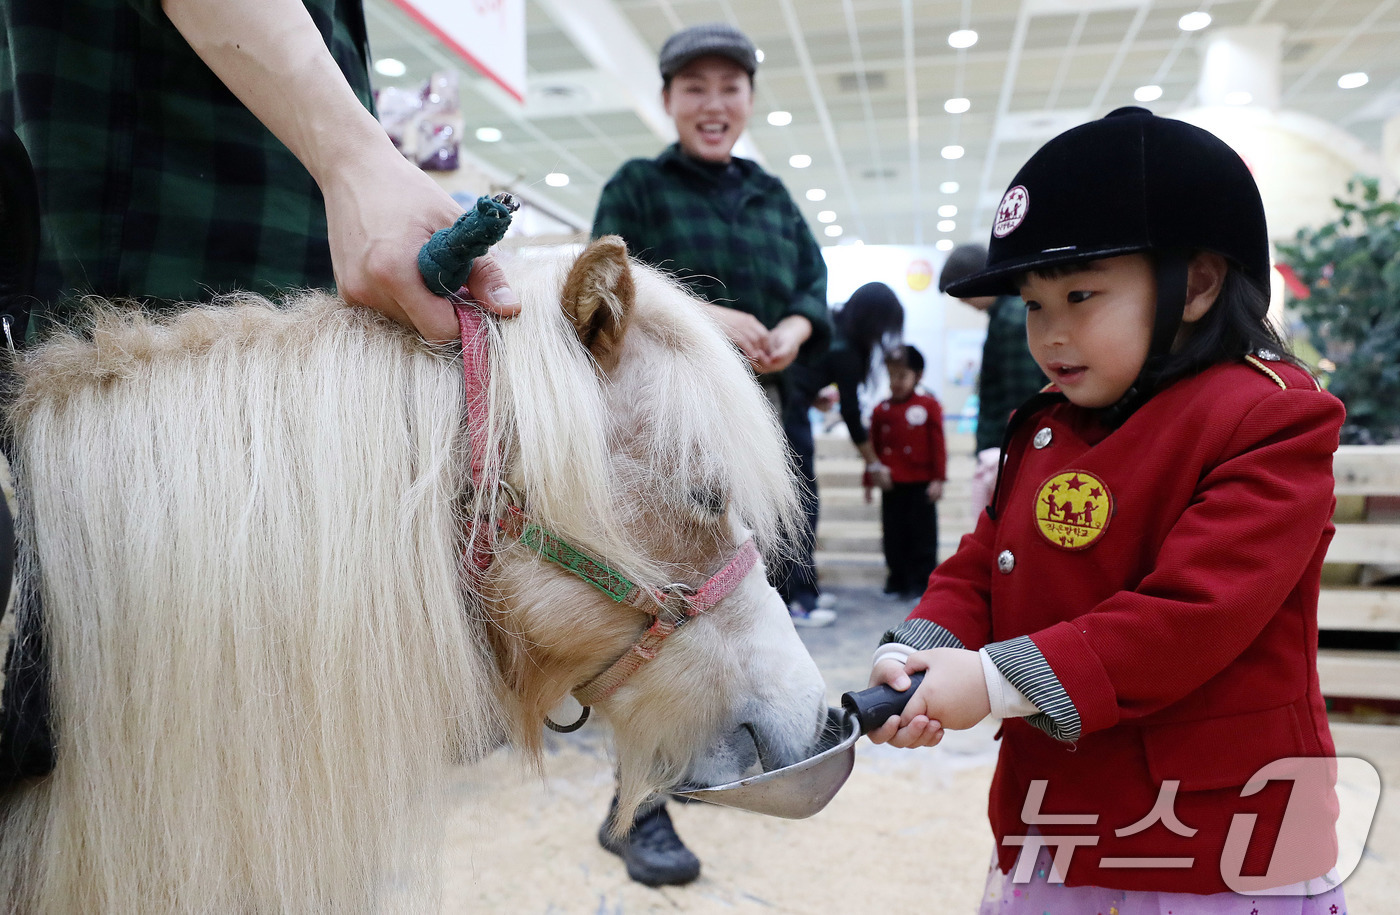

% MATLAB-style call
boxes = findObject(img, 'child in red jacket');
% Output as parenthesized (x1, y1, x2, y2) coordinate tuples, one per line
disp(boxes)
(865, 344, 946, 599)
(867, 108, 1346, 913)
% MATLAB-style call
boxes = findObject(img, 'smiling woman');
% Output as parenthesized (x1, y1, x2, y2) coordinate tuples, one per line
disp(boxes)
(664, 57, 753, 164)
(586, 19, 834, 887)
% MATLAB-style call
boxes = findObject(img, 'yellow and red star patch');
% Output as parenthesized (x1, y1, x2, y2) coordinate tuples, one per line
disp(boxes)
(1034, 470, 1112, 550)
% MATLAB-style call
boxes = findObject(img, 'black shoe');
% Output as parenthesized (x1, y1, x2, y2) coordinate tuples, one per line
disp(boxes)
(598, 798, 701, 887)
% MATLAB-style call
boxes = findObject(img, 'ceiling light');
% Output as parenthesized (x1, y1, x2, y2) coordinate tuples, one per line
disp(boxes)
(824, 225, 843, 237)
(1134, 85, 1163, 103)
(1224, 90, 1253, 106)
(768, 110, 793, 126)
(374, 58, 407, 77)
(937, 219, 956, 232)
(806, 188, 827, 201)
(475, 127, 503, 143)
(545, 172, 570, 187)
(755, 49, 765, 63)
(936, 239, 955, 252)
(940, 181, 960, 194)
(1338, 72, 1369, 89)
(818, 210, 837, 223)
(944, 97, 971, 114)
(941, 145, 964, 160)
(938, 204, 957, 217)
(948, 29, 978, 49)
(1178, 11, 1211, 31)
(789, 154, 812, 168)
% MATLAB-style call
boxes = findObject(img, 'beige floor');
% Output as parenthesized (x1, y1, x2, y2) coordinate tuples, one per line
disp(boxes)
(440, 722, 1001, 914)
(439, 688, 1398, 914)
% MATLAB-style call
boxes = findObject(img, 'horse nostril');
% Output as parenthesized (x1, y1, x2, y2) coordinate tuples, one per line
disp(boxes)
(740, 721, 772, 771)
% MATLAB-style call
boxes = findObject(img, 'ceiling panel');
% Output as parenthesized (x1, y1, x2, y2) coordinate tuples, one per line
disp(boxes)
(364, 0, 1400, 246)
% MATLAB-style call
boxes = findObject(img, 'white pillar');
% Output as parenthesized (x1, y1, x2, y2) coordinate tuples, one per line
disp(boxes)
(1197, 25, 1285, 110)
(1383, 114, 1400, 189)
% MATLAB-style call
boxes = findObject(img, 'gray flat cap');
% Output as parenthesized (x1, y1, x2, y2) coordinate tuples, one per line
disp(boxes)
(659, 23, 758, 80)
(938, 243, 989, 293)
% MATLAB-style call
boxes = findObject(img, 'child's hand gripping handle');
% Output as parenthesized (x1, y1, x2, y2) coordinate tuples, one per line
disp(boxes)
(840, 671, 926, 735)
(418, 192, 519, 297)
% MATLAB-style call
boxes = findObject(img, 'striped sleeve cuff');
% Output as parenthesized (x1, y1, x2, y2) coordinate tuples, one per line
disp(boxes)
(879, 618, 966, 651)
(983, 636, 1082, 743)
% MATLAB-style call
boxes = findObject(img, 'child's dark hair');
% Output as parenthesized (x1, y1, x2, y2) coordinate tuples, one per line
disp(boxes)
(885, 343, 925, 374)
(1019, 253, 1300, 389)
(1154, 263, 1298, 386)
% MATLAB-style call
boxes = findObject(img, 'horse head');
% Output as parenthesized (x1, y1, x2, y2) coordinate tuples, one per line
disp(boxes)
(477, 238, 828, 827)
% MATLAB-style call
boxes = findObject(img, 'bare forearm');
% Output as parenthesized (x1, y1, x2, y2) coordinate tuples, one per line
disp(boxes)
(162, 0, 391, 185)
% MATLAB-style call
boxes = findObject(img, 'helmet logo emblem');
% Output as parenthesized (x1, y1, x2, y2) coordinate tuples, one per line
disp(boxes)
(993, 185, 1029, 238)
(1034, 470, 1112, 550)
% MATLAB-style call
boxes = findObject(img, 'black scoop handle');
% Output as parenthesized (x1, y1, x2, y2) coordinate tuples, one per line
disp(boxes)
(841, 671, 926, 735)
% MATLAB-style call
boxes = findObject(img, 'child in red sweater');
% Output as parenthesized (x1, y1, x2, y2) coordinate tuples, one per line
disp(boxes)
(865, 345, 947, 599)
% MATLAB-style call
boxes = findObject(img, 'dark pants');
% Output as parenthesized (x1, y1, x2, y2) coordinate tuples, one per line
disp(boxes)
(776, 399, 820, 611)
(0, 430, 56, 787)
(880, 482, 938, 597)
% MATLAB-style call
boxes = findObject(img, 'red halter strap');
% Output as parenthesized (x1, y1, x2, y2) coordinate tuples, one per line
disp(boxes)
(458, 300, 493, 489)
(570, 537, 759, 707)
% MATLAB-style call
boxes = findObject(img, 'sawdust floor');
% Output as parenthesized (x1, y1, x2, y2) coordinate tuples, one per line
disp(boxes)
(438, 586, 1400, 914)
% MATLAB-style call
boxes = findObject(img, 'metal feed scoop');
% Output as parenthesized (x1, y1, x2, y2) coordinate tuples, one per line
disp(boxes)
(673, 673, 925, 819)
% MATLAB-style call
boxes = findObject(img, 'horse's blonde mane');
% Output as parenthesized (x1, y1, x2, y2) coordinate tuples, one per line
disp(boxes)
(3, 294, 502, 911)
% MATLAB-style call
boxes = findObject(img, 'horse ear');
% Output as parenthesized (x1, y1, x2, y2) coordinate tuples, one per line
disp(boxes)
(561, 235, 634, 373)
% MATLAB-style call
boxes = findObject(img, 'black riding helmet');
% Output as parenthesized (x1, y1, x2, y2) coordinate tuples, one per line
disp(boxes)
(946, 107, 1270, 416)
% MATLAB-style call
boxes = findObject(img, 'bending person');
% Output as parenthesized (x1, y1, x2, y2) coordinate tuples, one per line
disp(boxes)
(781, 281, 905, 620)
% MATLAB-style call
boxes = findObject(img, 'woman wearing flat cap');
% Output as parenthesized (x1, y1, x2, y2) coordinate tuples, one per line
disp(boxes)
(590, 21, 832, 887)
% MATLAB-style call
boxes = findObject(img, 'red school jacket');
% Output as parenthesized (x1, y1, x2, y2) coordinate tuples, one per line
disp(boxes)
(907, 357, 1344, 894)
(870, 391, 947, 484)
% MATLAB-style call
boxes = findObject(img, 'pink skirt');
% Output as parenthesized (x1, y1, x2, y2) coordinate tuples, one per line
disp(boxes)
(979, 843, 1347, 915)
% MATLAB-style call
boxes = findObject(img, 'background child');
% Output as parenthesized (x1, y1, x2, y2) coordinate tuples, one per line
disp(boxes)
(865, 344, 946, 600)
(868, 108, 1347, 913)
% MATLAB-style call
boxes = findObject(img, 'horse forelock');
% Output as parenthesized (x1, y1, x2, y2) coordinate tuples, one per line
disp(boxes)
(485, 250, 801, 585)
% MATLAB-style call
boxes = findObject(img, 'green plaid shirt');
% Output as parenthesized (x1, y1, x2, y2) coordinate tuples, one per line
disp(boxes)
(592, 144, 831, 361)
(976, 294, 1047, 452)
(0, 0, 374, 336)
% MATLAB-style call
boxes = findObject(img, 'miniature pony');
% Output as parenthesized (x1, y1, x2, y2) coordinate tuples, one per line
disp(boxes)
(0, 238, 826, 912)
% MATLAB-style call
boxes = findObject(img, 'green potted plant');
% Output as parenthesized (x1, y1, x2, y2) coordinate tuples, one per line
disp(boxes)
(1278, 176, 1400, 445)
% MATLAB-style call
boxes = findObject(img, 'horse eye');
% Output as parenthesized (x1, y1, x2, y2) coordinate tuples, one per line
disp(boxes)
(691, 488, 727, 516)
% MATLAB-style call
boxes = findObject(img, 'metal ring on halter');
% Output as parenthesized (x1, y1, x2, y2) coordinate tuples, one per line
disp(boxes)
(656, 583, 695, 624)
(545, 705, 591, 733)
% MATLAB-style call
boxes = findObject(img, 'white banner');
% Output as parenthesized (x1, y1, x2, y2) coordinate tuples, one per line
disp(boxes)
(387, 0, 527, 103)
